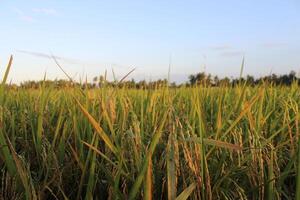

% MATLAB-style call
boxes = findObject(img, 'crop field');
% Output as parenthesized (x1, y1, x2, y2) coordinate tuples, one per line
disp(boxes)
(0, 58, 300, 200)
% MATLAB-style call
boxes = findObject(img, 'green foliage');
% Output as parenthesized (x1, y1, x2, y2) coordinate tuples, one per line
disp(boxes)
(0, 57, 300, 199)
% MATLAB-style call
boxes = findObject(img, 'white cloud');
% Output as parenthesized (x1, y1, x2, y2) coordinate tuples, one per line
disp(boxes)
(20, 15, 35, 22)
(12, 7, 36, 22)
(32, 8, 58, 16)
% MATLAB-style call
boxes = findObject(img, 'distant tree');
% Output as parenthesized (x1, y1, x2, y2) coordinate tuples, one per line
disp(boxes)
(136, 80, 146, 89)
(93, 76, 98, 83)
(170, 82, 177, 88)
(189, 72, 208, 85)
(213, 75, 220, 86)
(246, 75, 255, 85)
(16, 70, 300, 89)
(195, 72, 207, 85)
(188, 74, 197, 85)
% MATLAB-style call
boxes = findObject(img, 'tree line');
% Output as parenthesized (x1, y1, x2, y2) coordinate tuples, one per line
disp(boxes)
(188, 70, 299, 86)
(12, 70, 300, 89)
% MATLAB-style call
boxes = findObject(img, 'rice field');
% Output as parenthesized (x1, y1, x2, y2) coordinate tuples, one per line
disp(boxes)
(0, 57, 300, 200)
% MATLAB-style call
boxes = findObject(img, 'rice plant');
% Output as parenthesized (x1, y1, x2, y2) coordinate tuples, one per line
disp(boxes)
(0, 56, 299, 200)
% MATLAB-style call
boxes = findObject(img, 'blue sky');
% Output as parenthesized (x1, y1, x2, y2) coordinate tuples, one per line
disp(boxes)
(0, 0, 300, 83)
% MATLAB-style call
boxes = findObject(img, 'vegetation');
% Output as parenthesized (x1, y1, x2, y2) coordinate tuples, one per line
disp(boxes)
(0, 56, 300, 200)
(15, 71, 299, 90)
